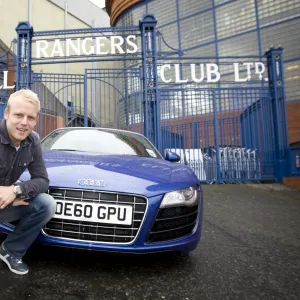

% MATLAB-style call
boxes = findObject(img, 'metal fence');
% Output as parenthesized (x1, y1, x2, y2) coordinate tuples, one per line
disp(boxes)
(148, 84, 276, 182)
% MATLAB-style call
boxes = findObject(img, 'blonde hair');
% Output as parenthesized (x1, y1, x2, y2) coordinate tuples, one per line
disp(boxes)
(7, 89, 40, 112)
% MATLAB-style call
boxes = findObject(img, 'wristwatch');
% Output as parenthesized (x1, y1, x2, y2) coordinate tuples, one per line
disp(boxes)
(13, 185, 23, 197)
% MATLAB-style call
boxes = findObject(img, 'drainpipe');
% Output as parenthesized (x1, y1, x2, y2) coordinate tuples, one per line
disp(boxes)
(92, 20, 97, 122)
(28, 0, 32, 23)
(64, 1, 68, 121)
(64, 1, 68, 75)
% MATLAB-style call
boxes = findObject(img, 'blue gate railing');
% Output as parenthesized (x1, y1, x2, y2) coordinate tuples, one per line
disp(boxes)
(158, 86, 276, 183)
(289, 147, 300, 176)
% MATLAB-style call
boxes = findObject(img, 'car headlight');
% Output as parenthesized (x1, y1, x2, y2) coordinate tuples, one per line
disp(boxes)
(160, 186, 198, 208)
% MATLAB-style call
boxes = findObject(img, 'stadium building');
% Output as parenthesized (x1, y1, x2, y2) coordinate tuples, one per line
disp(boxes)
(106, 0, 299, 146)
(105, 0, 300, 186)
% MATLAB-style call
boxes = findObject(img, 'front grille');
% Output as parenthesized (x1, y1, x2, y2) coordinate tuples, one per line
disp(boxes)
(147, 205, 198, 243)
(44, 188, 147, 244)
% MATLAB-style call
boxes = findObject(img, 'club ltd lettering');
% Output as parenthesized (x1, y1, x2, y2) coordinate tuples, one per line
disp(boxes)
(159, 62, 266, 84)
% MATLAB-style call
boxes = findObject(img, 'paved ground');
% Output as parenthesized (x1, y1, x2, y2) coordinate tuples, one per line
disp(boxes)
(0, 184, 299, 300)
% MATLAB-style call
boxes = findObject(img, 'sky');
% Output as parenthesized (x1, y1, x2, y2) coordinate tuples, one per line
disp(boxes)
(89, 0, 105, 8)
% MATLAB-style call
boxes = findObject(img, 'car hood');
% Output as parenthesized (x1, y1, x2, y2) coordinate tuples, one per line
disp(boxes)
(21, 150, 199, 197)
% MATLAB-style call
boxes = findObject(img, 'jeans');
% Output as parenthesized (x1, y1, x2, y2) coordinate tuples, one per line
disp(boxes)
(0, 193, 56, 258)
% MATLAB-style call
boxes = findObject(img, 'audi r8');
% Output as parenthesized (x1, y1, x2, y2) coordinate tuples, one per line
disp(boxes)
(0, 127, 203, 254)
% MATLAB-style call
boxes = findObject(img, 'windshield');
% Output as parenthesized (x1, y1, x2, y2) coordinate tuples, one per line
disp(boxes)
(41, 128, 162, 159)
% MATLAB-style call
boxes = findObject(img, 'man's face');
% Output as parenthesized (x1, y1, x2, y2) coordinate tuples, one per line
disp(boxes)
(4, 95, 39, 146)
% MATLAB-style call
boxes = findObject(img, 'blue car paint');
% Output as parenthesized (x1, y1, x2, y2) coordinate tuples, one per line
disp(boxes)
(39, 151, 200, 196)
(0, 150, 203, 253)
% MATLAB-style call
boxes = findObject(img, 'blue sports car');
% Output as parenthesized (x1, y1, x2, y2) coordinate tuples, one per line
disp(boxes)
(1, 128, 203, 254)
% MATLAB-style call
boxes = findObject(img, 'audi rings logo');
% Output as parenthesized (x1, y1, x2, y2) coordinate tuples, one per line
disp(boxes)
(78, 178, 107, 187)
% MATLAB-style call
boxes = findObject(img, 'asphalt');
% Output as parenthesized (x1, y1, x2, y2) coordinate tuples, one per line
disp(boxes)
(0, 184, 299, 300)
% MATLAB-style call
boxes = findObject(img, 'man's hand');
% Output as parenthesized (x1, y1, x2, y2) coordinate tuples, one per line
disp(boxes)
(12, 198, 30, 207)
(0, 186, 17, 209)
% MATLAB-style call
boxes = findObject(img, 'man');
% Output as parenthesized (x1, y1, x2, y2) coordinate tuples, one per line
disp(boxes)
(0, 89, 56, 275)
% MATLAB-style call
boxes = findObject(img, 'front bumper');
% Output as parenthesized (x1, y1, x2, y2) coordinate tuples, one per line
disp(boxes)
(0, 191, 203, 254)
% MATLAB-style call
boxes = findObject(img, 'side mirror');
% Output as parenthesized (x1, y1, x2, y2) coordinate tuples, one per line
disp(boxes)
(164, 151, 181, 163)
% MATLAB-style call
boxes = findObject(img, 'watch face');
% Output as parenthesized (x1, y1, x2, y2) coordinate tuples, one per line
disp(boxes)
(14, 186, 22, 195)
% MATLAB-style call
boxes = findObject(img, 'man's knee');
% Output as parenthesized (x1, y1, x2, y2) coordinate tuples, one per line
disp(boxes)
(32, 193, 56, 218)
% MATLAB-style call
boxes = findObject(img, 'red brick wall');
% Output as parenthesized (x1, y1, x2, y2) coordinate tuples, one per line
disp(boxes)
(36, 115, 64, 139)
(287, 102, 300, 145)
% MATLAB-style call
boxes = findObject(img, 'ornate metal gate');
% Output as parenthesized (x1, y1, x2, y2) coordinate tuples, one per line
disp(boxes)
(13, 15, 289, 183)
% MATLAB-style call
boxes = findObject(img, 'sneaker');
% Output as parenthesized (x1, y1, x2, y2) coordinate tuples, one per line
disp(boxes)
(0, 244, 29, 275)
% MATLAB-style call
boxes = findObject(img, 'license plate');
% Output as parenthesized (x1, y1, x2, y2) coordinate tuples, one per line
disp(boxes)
(54, 200, 133, 225)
